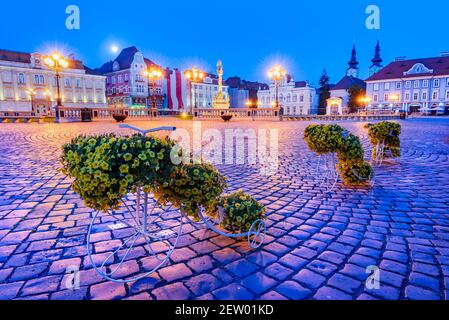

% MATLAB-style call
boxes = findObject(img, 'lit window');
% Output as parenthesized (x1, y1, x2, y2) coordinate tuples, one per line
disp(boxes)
(18, 73, 25, 84)
(385, 94, 389, 101)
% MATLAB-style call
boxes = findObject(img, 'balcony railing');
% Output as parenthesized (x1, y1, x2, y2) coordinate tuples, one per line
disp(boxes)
(193, 107, 279, 120)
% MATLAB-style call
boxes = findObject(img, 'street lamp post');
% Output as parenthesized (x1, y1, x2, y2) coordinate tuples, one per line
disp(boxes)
(144, 66, 163, 119)
(268, 65, 286, 111)
(184, 67, 204, 115)
(44, 51, 68, 122)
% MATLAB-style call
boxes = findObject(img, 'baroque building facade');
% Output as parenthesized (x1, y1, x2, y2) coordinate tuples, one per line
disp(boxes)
(96, 46, 163, 108)
(0, 49, 106, 115)
(365, 54, 449, 115)
(258, 76, 317, 115)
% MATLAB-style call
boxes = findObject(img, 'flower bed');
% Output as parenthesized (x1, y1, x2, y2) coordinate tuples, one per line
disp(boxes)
(304, 124, 373, 185)
(61, 133, 265, 232)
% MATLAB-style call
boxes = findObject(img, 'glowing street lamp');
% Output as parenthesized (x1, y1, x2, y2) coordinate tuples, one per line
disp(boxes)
(358, 96, 372, 113)
(268, 65, 286, 110)
(184, 67, 205, 114)
(44, 51, 69, 120)
(143, 66, 163, 117)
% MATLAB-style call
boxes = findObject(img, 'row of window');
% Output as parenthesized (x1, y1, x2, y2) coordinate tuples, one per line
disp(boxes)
(373, 78, 449, 91)
(108, 74, 164, 85)
(109, 86, 163, 95)
(11, 72, 102, 89)
(193, 84, 222, 91)
(285, 106, 306, 115)
(108, 74, 129, 84)
(260, 95, 306, 104)
(373, 90, 449, 102)
(1, 87, 103, 102)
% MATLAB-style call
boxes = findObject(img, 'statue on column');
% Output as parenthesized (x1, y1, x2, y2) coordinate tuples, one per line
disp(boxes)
(212, 60, 230, 109)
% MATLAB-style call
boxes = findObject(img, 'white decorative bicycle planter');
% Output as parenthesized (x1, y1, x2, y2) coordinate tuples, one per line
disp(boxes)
(84, 124, 266, 283)
(87, 187, 185, 283)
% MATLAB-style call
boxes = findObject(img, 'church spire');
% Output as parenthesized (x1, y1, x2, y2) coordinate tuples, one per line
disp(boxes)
(346, 44, 359, 78)
(371, 40, 383, 67)
(370, 40, 383, 76)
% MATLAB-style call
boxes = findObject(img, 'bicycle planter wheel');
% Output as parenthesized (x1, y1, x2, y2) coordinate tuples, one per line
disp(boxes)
(87, 187, 184, 283)
(315, 153, 339, 194)
(198, 209, 266, 249)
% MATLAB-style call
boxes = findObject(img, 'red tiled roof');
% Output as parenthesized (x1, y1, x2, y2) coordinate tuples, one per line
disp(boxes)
(366, 56, 449, 81)
(0, 49, 86, 70)
(294, 81, 307, 88)
(0, 49, 31, 63)
(96, 46, 158, 74)
(332, 76, 366, 90)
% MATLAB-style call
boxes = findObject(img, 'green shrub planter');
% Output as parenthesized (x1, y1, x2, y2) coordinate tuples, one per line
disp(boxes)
(368, 121, 401, 160)
(304, 124, 373, 186)
(61, 133, 265, 232)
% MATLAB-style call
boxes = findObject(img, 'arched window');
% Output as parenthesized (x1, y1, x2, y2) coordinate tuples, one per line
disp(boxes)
(18, 73, 25, 84)
(286, 94, 291, 103)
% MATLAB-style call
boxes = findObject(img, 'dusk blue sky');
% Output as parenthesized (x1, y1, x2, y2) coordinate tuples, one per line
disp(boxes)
(1, 0, 448, 85)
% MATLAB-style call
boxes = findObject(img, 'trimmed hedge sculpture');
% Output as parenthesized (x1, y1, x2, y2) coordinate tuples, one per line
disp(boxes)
(304, 124, 373, 185)
(367, 121, 401, 160)
(61, 133, 265, 232)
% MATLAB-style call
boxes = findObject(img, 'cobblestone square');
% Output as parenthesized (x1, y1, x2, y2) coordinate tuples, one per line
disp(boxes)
(0, 118, 448, 300)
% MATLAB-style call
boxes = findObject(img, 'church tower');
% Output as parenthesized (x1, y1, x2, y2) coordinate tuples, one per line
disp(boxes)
(369, 40, 383, 76)
(346, 44, 359, 78)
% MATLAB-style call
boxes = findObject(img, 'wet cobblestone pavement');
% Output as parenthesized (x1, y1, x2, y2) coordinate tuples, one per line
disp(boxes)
(0, 118, 448, 300)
